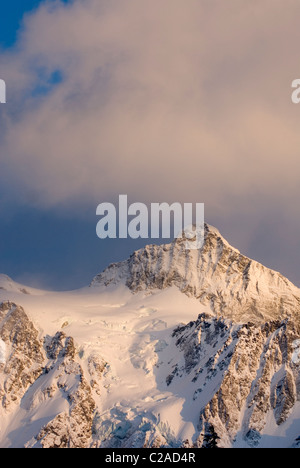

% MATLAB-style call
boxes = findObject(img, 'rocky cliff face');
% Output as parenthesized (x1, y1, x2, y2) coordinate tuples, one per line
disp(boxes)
(92, 224, 300, 324)
(0, 302, 44, 409)
(0, 302, 101, 448)
(170, 314, 300, 448)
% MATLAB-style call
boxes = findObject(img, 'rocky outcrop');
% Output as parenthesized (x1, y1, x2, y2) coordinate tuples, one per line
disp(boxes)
(88, 354, 108, 396)
(92, 224, 300, 324)
(32, 363, 96, 449)
(0, 302, 101, 449)
(28, 332, 96, 448)
(0, 302, 44, 409)
(169, 314, 300, 448)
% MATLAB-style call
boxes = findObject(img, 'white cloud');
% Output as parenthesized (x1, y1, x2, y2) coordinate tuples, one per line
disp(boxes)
(0, 0, 300, 216)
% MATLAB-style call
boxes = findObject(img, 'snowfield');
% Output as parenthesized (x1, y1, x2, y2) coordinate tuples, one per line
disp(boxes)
(0, 281, 209, 447)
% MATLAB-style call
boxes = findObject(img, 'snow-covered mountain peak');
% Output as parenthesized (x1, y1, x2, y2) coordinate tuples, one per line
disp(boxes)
(92, 223, 300, 324)
(0, 274, 36, 295)
(0, 274, 13, 284)
(0, 225, 300, 448)
(173, 222, 238, 252)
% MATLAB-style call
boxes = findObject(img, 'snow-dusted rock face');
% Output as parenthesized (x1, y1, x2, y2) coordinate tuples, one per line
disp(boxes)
(27, 332, 96, 449)
(92, 224, 300, 324)
(0, 302, 100, 448)
(0, 302, 44, 409)
(170, 314, 300, 448)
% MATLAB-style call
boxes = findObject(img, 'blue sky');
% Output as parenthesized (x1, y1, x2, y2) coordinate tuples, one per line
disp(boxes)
(0, 205, 149, 290)
(0, 1, 71, 47)
(1, 1, 300, 290)
(0, 1, 149, 289)
(0, 1, 41, 47)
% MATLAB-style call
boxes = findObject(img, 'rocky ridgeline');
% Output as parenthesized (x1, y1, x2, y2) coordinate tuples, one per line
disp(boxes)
(92, 224, 300, 324)
(0, 302, 104, 448)
(169, 314, 300, 448)
(0, 301, 44, 409)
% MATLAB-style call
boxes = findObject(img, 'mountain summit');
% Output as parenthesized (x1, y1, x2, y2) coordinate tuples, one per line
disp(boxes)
(92, 223, 300, 324)
(0, 224, 299, 448)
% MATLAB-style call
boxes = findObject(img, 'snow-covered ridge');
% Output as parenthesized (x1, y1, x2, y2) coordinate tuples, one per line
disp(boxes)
(0, 274, 38, 296)
(0, 224, 299, 448)
(91, 224, 300, 324)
